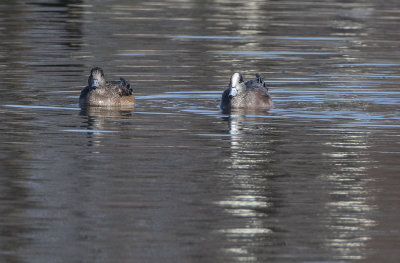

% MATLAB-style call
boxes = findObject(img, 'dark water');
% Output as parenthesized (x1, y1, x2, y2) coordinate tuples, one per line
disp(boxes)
(1, 0, 400, 262)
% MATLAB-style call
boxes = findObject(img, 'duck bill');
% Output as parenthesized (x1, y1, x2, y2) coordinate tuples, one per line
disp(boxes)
(229, 87, 238, 99)
(91, 80, 99, 88)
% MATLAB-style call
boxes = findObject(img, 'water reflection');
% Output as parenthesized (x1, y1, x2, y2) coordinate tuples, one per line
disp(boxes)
(321, 130, 376, 260)
(0, 147, 35, 263)
(0, 106, 39, 263)
(0, 2, 84, 262)
(214, 111, 377, 261)
(78, 105, 135, 147)
(215, 112, 279, 262)
(27, 0, 84, 50)
(0, 0, 85, 107)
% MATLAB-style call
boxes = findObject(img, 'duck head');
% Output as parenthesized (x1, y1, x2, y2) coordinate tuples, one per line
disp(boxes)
(88, 67, 106, 88)
(229, 72, 245, 99)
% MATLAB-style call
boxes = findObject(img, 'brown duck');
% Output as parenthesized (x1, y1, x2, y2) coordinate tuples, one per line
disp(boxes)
(79, 67, 135, 106)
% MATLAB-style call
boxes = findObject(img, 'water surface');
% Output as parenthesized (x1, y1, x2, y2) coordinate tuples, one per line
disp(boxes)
(1, 0, 400, 262)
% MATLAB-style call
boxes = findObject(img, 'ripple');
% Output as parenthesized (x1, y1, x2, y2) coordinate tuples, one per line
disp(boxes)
(135, 111, 175, 115)
(62, 129, 118, 133)
(169, 35, 350, 41)
(4, 104, 79, 111)
(216, 51, 339, 58)
(137, 91, 219, 100)
(217, 228, 273, 235)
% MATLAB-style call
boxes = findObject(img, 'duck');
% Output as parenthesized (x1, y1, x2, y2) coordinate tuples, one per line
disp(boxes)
(220, 72, 273, 111)
(79, 67, 135, 106)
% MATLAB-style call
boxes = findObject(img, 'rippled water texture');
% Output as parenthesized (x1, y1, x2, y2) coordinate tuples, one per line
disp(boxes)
(1, 0, 400, 262)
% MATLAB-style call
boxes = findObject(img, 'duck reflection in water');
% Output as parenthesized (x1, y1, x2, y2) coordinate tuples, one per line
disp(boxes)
(78, 106, 134, 148)
(220, 73, 273, 113)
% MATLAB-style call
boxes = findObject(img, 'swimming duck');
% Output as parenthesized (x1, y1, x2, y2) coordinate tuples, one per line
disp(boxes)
(220, 72, 273, 111)
(79, 67, 135, 106)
